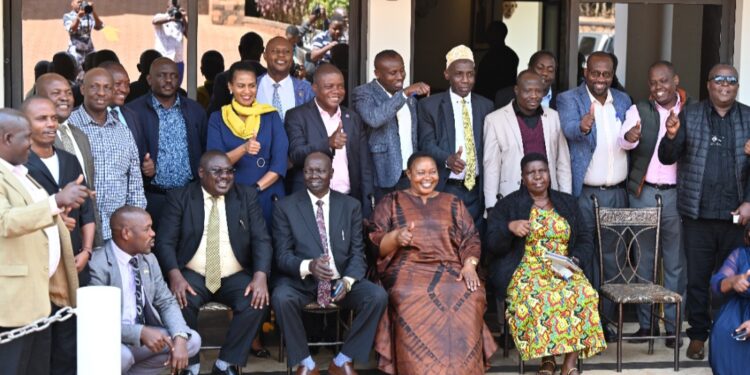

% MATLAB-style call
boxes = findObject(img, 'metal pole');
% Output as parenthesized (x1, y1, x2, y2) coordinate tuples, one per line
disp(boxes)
(77, 286, 121, 375)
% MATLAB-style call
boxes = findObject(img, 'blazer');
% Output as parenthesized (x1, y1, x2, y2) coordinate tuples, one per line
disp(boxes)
(483, 102, 572, 209)
(257, 73, 315, 108)
(55, 123, 95, 191)
(117, 105, 147, 161)
(0, 161, 78, 327)
(272, 189, 367, 290)
(125, 94, 208, 189)
(558, 83, 632, 197)
(351, 79, 418, 188)
(26, 149, 95, 258)
(154, 181, 273, 275)
(417, 91, 494, 191)
(285, 100, 374, 216)
(88, 240, 191, 346)
(485, 186, 593, 301)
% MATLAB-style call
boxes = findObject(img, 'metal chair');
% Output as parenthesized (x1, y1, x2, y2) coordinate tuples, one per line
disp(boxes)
(278, 302, 354, 375)
(592, 194, 682, 372)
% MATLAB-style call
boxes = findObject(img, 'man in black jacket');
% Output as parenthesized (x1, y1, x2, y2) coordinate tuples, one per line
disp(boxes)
(658, 63, 750, 360)
(154, 151, 272, 375)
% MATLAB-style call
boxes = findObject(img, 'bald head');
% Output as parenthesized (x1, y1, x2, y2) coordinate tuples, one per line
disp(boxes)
(35, 73, 69, 97)
(0, 109, 32, 165)
(303, 152, 333, 197)
(80, 68, 114, 116)
(110, 205, 155, 255)
(100, 61, 130, 106)
(34, 73, 75, 122)
(20, 95, 55, 115)
(313, 63, 343, 84)
(708, 63, 738, 80)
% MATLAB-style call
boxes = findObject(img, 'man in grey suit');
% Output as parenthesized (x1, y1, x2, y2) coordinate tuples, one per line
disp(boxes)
(36, 72, 102, 245)
(89, 206, 201, 375)
(352, 50, 430, 200)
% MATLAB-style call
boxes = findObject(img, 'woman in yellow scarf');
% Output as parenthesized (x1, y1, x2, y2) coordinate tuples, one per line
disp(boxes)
(207, 61, 289, 227)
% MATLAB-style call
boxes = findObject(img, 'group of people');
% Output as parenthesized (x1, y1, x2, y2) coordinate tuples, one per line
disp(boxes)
(3, 13, 750, 375)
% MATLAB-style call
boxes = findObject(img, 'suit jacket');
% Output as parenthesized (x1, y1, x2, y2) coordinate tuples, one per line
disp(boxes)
(117, 105, 147, 161)
(558, 83, 632, 197)
(125, 94, 208, 190)
(88, 240, 191, 346)
(285, 100, 374, 216)
(417, 91, 493, 192)
(207, 62, 268, 115)
(0, 161, 78, 327)
(351, 79, 418, 188)
(272, 189, 367, 290)
(54, 124, 95, 191)
(483, 102, 572, 209)
(494, 85, 557, 110)
(257, 73, 315, 108)
(154, 181, 273, 275)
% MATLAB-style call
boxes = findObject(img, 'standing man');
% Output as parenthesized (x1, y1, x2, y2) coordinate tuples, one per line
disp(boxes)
(68, 67, 147, 241)
(89, 206, 201, 375)
(418, 45, 493, 228)
(127, 50, 162, 103)
(0, 108, 88, 375)
(483, 70, 571, 210)
(127, 57, 207, 229)
(658, 64, 750, 360)
(285, 64, 373, 217)
(272, 152, 387, 375)
(63, 0, 104, 68)
(155, 151, 272, 375)
(618, 61, 690, 348)
(352, 49, 430, 200)
(256, 36, 315, 120)
(153, 0, 188, 86)
(310, 13, 347, 66)
(495, 51, 558, 110)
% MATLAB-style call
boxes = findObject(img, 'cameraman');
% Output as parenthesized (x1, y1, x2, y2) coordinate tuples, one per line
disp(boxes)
(63, 0, 104, 68)
(153, 0, 188, 86)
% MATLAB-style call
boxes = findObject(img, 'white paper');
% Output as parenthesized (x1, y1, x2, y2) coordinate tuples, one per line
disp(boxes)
(77, 286, 121, 375)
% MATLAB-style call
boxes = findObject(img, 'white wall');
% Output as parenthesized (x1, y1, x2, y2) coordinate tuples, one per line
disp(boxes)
(505, 2, 542, 73)
(736, 0, 750, 103)
(367, 0, 413, 83)
(0, 2, 4, 106)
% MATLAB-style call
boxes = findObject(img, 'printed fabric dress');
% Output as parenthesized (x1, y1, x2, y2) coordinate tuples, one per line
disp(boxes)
(506, 207, 606, 360)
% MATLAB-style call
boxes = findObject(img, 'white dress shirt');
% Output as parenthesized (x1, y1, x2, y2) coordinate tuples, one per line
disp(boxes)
(113, 241, 138, 325)
(448, 89, 479, 179)
(0, 158, 62, 278)
(57, 121, 88, 182)
(257, 75, 296, 118)
(583, 88, 628, 186)
(376, 80, 413, 170)
(40, 153, 60, 184)
(186, 188, 243, 278)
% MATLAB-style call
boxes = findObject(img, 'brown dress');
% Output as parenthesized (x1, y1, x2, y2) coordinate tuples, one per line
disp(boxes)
(369, 191, 497, 375)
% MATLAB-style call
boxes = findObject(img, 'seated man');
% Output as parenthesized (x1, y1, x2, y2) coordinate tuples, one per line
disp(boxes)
(272, 152, 387, 375)
(88, 206, 201, 375)
(155, 151, 273, 375)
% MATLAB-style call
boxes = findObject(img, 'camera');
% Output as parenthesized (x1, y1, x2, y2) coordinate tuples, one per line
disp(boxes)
(168, 0, 183, 20)
(80, 1, 93, 14)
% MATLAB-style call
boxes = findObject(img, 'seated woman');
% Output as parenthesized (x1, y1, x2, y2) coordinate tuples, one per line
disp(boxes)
(709, 233, 750, 375)
(486, 153, 605, 375)
(207, 60, 288, 226)
(369, 152, 497, 375)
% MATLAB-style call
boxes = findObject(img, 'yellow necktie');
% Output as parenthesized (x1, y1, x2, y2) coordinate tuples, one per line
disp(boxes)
(205, 196, 222, 293)
(461, 99, 476, 190)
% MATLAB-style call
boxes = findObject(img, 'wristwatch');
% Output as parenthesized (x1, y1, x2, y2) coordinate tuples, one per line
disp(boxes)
(173, 332, 189, 341)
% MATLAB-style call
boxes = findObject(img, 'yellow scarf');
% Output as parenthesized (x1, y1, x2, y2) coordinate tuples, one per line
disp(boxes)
(221, 99, 277, 140)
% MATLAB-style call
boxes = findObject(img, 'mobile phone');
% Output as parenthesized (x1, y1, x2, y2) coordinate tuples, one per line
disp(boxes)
(731, 328, 748, 341)
(331, 281, 344, 298)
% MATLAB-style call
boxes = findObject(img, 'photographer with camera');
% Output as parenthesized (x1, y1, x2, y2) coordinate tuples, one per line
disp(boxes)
(63, 0, 104, 68)
(153, 0, 188, 87)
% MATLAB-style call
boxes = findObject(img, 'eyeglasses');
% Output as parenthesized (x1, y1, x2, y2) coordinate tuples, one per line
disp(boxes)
(709, 75, 739, 85)
(208, 168, 236, 177)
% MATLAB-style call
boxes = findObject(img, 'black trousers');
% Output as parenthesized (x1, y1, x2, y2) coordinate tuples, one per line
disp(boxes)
(443, 178, 484, 234)
(271, 279, 387, 367)
(683, 217, 744, 341)
(50, 304, 77, 375)
(0, 324, 51, 375)
(182, 269, 268, 366)
(145, 190, 168, 231)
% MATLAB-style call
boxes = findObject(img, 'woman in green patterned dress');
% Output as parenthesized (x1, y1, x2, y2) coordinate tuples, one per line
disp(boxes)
(486, 153, 606, 375)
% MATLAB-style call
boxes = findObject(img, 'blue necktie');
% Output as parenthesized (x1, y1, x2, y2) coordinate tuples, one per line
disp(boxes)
(272, 83, 284, 120)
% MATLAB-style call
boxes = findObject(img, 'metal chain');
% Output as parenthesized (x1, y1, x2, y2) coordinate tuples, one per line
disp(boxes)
(0, 307, 76, 345)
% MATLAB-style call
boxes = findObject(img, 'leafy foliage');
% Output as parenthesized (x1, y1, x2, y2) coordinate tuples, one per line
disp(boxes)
(254, 0, 350, 25)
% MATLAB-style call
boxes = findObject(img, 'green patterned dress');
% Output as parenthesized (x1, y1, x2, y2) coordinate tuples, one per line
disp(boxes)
(506, 207, 606, 360)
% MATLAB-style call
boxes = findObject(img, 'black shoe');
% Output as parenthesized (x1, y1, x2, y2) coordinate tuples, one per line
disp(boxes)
(603, 326, 618, 343)
(211, 363, 242, 375)
(665, 334, 684, 349)
(250, 347, 271, 358)
(626, 327, 660, 344)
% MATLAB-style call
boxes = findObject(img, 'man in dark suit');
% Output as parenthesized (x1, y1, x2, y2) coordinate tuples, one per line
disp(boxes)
(495, 50, 558, 110)
(418, 45, 493, 227)
(208, 32, 268, 114)
(272, 152, 387, 375)
(35, 72, 102, 245)
(127, 57, 207, 229)
(155, 151, 272, 375)
(352, 50, 430, 201)
(89, 206, 201, 375)
(285, 64, 373, 217)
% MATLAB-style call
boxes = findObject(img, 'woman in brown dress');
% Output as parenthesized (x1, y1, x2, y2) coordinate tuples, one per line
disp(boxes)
(369, 152, 497, 375)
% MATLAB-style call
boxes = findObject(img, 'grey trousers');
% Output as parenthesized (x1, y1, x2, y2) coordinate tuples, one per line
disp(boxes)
(121, 328, 201, 375)
(629, 186, 686, 332)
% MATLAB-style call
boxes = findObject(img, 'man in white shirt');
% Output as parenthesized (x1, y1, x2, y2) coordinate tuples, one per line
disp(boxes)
(256, 36, 315, 120)
(153, 0, 187, 86)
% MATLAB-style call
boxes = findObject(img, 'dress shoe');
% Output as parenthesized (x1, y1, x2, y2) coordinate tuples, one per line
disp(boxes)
(603, 326, 618, 343)
(665, 336, 684, 349)
(625, 327, 660, 344)
(328, 361, 358, 375)
(211, 363, 242, 375)
(686, 339, 705, 360)
(295, 365, 321, 375)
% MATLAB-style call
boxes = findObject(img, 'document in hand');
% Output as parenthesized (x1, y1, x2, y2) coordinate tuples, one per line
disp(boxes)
(544, 251, 582, 273)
